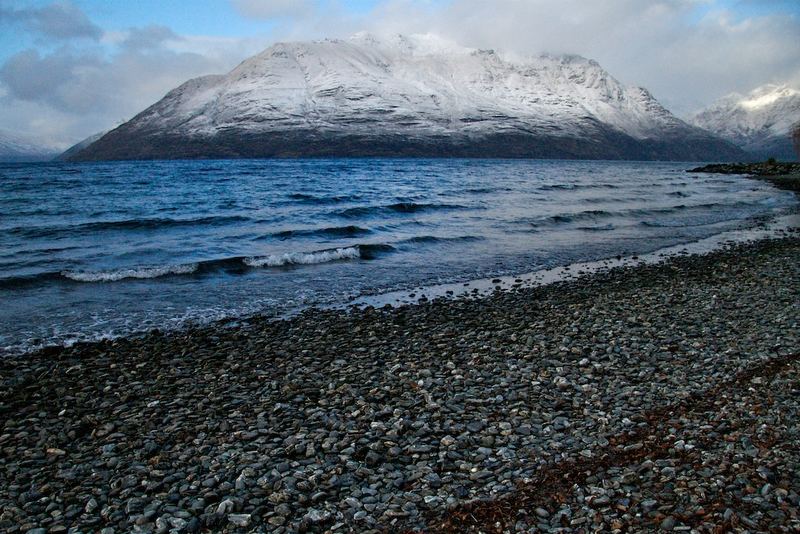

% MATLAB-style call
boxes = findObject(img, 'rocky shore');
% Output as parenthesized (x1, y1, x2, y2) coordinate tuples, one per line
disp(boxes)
(1, 236, 799, 533)
(689, 161, 800, 192)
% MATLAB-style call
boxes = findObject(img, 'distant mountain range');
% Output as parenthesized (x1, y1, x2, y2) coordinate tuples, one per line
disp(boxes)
(65, 33, 744, 162)
(0, 131, 59, 163)
(691, 84, 800, 161)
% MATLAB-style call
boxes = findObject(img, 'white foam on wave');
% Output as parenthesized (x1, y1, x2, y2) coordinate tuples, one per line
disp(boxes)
(244, 246, 361, 267)
(62, 263, 199, 282)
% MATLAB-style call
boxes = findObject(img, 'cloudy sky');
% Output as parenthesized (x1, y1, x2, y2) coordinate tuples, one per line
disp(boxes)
(1, 0, 799, 149)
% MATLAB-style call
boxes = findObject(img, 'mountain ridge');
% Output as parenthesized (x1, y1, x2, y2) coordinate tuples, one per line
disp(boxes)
(56, 130, 109, 161)
(69, 33, 744, 162)
(691, 84, 800, 161)
(0, 130, 59, 163)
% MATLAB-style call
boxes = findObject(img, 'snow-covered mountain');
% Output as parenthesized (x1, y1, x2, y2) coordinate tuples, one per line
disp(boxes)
(70, 33, 743, 162)
(0, 131, 58, 162)
(56, 130, 108, 161)
(691, 84, 800, 161)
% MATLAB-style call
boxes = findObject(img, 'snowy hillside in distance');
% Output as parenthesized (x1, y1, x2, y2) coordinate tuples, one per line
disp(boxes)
(692, 84, 800, 160)
(0, 131, 58, 162)
(70, 33, 743, 162)
(56, 130, 109, 161)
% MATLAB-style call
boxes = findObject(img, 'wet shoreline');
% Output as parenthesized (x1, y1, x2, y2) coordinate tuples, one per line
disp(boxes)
(1, 234, 799, 532)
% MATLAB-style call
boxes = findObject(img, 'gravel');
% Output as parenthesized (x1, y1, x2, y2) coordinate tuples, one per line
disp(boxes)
(1, 236, 798, 533)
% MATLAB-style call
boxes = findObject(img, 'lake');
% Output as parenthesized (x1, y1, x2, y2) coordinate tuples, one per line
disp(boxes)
(1, 158, 795, 354)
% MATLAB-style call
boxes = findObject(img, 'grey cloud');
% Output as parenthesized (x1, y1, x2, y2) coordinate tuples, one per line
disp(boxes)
(0, 45, 235, 115)
(0, 34, 248, 146)
(0, 49, 103, 110)
(0, 3, 255, 146)
(0, 1, 102, 41)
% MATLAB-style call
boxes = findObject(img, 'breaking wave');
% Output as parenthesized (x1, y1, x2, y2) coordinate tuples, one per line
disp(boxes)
(0, 244, 397, 289)
(243, 243, 395, 267)
(63, 264, 199, 282)
(244, 247, 362, 267)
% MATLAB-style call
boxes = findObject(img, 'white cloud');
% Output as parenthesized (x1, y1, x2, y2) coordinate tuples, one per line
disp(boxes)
(1, 0, 799, 146)
(230, 0, 800, 116)
(354, 0, 800, 116)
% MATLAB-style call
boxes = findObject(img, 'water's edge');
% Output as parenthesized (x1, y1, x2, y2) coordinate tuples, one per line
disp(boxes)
(6, 210, 797, 358)
(344, 211, 800, 309)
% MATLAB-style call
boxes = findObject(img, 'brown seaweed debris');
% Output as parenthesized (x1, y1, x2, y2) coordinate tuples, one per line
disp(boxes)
(426, 351, 800, 533)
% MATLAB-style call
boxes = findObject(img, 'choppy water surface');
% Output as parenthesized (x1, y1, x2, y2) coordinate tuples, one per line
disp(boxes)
(1, 158, 796, 354)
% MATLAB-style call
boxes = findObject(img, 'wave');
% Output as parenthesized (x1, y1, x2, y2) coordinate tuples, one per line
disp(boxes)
(389, 202, 450, 213)
(640, 220, 679, 228)
(531, 210, 612, 226)
(540, 183, 576, 191)
(337, 202, 469, 218)
(524, 201, 754, 229)
(287, 193, 360, 204)
(399, 235, 484, 245)
(576, 224, 615, 232)
(358, 243, 396, 258)
(638, 219, 729, 229)
(62, 263, 199, 282)
(0, 244, 397, 289)
(245, 243, 394, 266)
(269, 225, 372, 240)
(0, 271, 64, 290)
(244, 247, 361, 267)
(463, 186, 510, 194)
(8, 215, 252, 239)
(539, 183, 620, 191)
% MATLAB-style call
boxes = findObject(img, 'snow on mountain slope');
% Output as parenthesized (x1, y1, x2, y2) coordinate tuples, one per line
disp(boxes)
(56, 130, 109, 161)
(71, 33, 743, 161)
(691, 84, 800, 160)
(0, 131, 58, 162)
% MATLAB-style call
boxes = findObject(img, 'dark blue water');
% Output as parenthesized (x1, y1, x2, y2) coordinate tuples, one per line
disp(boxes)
(1, 158, 796, 354)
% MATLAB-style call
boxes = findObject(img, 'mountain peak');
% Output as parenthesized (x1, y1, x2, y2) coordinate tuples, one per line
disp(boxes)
(739, 84, 799, 111)
(68, 35, 743, 162)
(691, 82, 800, 160)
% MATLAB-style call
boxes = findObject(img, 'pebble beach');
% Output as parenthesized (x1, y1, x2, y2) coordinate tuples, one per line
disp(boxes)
(1, 235, 799, 533)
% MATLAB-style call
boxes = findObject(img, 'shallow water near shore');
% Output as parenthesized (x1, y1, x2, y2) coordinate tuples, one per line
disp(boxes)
(1, 158, 797, 355)
(348, 212, 800, 308)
